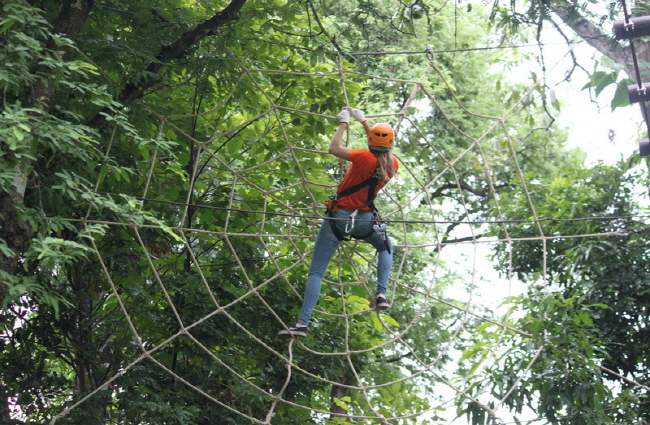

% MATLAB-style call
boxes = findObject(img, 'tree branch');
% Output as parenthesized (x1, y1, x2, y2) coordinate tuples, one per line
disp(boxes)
(429, 181, 489, 199)
(386, 351, 413, 363)
(307, 0, 355, 64)
(548, 2, 632, 70)
(88, 0, 249, 128)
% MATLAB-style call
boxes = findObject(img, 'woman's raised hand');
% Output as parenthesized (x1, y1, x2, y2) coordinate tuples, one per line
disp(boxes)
(350, 108, 366, 122)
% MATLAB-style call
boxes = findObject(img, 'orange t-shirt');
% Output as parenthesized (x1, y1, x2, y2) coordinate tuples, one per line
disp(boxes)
(335, 149, 398, 210)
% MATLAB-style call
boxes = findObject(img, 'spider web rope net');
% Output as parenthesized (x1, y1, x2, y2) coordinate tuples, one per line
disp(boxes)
(46, 45, 647, 425)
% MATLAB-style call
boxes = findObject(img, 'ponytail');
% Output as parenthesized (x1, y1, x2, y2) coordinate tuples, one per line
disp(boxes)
(373, 150, 397, 183)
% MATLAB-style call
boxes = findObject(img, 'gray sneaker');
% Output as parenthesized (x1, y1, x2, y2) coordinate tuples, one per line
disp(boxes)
(375, 295, 390, 310)
(278, 324, 308, 338)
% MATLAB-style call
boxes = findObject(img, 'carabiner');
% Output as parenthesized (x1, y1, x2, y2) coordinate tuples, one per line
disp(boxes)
(345, 209, 358, 233)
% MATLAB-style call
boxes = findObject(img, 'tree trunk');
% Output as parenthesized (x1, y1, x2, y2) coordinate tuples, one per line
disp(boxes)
(329, 371, 352, 422)
(0, 380, 10, 425)
(29, 0, 95, 110)
(0, 0, 94, 306)
(0, 167, 30, 295)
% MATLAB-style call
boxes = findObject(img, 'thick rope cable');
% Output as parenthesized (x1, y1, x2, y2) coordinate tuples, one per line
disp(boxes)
(45, 26, 650, 425)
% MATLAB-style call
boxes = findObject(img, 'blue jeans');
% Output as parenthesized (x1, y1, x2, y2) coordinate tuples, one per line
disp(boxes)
(298, 209, 393, 326)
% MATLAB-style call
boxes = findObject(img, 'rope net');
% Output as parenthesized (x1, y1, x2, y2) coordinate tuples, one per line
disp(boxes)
(45, 44, 643, 425)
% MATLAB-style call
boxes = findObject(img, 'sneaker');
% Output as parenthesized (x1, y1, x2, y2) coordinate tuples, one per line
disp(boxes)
(375, 295, 390, 310)
(277, 324, 308, 338)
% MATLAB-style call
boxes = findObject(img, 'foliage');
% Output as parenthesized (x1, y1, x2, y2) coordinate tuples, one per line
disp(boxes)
(479, 158, 650, 423)
(2, 0, 645, 424)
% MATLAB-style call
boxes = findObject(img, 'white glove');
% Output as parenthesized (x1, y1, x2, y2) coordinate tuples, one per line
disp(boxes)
(337, 109, 350, 123)
(350, 108, 366, 122)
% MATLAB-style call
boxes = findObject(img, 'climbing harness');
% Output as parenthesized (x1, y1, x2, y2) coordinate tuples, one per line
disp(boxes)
(324, 167, 391, 253)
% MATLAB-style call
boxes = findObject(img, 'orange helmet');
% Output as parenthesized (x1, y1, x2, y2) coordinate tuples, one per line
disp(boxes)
(368, 123, 394, 149)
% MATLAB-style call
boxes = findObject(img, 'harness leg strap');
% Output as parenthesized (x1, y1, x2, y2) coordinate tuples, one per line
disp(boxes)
(328, 211, 348, 241)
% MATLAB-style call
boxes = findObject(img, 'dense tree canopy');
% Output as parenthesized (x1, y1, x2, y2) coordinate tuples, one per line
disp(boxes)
(1, 0, 649, 424)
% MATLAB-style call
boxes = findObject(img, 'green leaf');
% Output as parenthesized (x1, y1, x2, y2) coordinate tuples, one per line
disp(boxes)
(371, 313, 383, 331)
(611, 82, 630, 110)
(382, 315, 400, 327)
(332, 397, 350, 411)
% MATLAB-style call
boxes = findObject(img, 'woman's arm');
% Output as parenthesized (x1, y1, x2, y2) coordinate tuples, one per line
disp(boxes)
(350, 108, 371, 140)
(360, 119, 371, 138)
(328, 122, 352, 160)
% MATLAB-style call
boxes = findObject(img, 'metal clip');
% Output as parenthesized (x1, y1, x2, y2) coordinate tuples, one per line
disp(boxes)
(345, 209, 358, 233)
(424, 46, 434, 61)
(373, 223, 387, 240)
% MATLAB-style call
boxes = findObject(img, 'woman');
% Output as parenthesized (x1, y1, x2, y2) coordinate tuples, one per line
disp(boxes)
(278, 108, 399, 338)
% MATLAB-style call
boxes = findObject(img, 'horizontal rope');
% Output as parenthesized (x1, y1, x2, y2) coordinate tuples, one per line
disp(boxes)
(126, 194, 642, 227)
(341, 36, 605, 57)
(133, 193, 650, 224)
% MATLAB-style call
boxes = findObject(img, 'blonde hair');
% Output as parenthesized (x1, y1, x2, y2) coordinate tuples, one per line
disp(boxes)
(373, 150, 397, 183)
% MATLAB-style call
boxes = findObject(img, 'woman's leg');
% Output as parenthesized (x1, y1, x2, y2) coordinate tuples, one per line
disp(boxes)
(375, 235, 393, 295)
(362, 226, 393, 296)
(298, 216, 342, 325)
